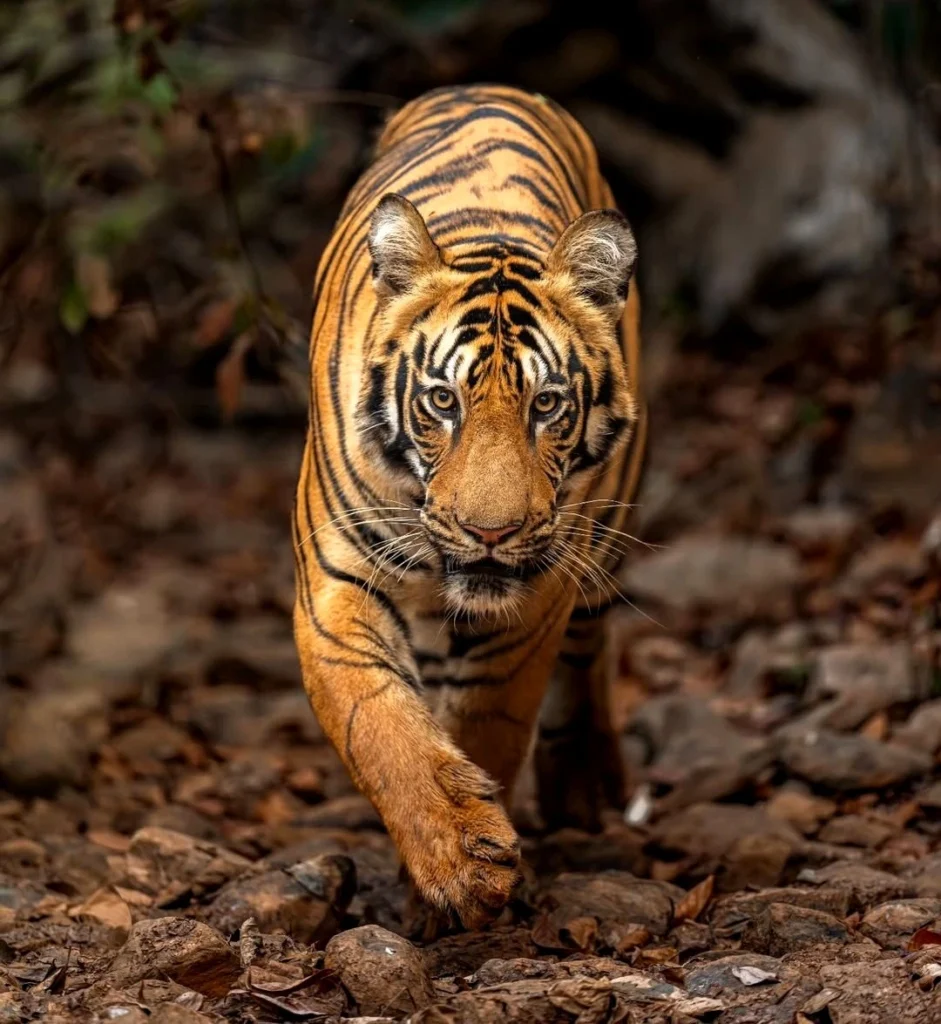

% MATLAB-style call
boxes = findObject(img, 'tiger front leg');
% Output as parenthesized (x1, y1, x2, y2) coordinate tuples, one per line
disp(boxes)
(535, 618, 627, 831)
(293, 587, 520, 929)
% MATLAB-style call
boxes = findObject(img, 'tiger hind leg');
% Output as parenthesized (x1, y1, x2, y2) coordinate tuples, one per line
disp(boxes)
(535, 616, 627, 832)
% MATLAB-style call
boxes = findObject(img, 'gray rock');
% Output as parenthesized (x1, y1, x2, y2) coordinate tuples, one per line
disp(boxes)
(622, 536, 800, 614)
(777, 727, 931, 790)
(810, 644, 922, 730)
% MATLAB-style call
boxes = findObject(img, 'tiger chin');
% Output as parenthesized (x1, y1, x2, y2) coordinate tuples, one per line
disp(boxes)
(293, 84, 646, 932)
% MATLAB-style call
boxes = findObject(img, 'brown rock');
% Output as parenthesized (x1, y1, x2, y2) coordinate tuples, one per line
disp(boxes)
(894, 700, 941, 755)
(818, 957, 933, 1023)
(778, 728, 931, 790)
(423, 927, 537, 979)
(817, 815, 896, 849)
(741, 903, 850, 957)
(210, 854, 355, 944)
(108, 917, 239, 997)
(903, 852, 941, 898)
(535, 871, 680, 949)
(0, 687, 110, 795)
(324, 925, 433, 1017)
(711, 888, 852, 939)
(652, 804, 800, 891)
(859, 899, 941, 949)
(798, 862, 915, 911)
(149, 1008, 213, 1024)
(765, 786, 836, 834)
(125, 827, 251, 902)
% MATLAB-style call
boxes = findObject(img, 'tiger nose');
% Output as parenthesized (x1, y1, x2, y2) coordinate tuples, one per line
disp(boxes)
(459, 520, 522, 547)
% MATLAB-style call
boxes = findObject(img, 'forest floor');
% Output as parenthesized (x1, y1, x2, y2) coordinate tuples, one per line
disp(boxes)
(2, 263, 941, 1023)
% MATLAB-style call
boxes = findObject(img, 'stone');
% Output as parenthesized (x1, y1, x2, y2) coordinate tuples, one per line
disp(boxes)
(0, 688, 110, 795)
(765, 786, 836, 834)
(711, 888, 852, 939)
(324, 925, 433, 1018)
(809, 645, 922, 730)
(777, 728, 931, 790)
(798, 862, 915, 911)
(652, 804, 800, 891)
(859, 899, 941, 950)
(622, 696, 770, 811)
(535, 871, 680, 947)
(108, 918, 239, 997)
(741, 904, 850, 957)
(125, 827, 251, 901)
(622, 536, 800, 614)
(209, 854, 355, 945)
(818, 957, 933, 1023)
(817, 815, 896, 849)
(893, 700, 941, 755)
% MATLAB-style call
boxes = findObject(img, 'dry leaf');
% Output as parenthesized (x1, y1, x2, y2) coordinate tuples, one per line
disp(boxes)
(908, 927, 941, 950)
(87, 829, 131, 853)
(801, 988, 837, 1014)
(730, 965, 777, 986)
(68, 887, 132, 938)
(196, 298, 238, 347)
(674, 995, 724, 1017)
(114, 886, 152, 908)
(77, 252, 119, 319)
(860, 710, 889, 741)
(560, 915, 599, 952)
(606, 923, 651, 955)
(632, 945, 678, 967)
(674, 875, 715, 923)
(216, 332, 253, 421)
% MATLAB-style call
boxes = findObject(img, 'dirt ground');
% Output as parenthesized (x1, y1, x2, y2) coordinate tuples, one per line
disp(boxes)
(2, 242, 941, 1023)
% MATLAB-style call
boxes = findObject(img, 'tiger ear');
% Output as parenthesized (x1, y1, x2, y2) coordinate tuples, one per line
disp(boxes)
(368, 193, 442, 297)
(546, 210, 637, 315)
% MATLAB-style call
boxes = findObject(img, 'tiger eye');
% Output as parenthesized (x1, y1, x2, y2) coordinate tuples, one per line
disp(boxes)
(533, 391, 560, 415)
(431, 388, 456, 412)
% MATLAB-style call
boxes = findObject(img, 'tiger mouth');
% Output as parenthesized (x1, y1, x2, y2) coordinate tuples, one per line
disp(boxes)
(443, 556, 543, 582)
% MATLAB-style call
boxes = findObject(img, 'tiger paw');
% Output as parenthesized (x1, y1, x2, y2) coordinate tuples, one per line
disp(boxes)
(395, 758, 521, 930)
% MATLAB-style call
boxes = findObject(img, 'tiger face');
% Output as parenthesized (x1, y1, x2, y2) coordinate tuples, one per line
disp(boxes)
(359, 194, 638, 615)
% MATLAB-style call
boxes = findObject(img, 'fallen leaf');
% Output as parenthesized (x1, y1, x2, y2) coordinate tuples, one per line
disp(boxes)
(860, 710, 889, 741)
(240, 917, 263, 969)
(674, 995, 725, 1017)
(674, 875, 715, 923)
(196, 298, 237, 347)
(605, 923, 651, 955)
(632, 945, 678, 968)
(76, 252, 119, 320)
(68, 887, 132, 937)
(114, 886, 153, 908)
(216, 331, 253, 422)
(87, 829, 131, 853)
(800, 988, 836, 1015)
(560, 915, 598, 952)
(546, 976, 616, 1023)
(247, 967, 338, 997)
(730, 964, 778, 986)
(909, 927, 941, 950)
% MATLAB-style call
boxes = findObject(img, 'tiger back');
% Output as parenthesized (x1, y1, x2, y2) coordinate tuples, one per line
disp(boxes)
(293, 84, 646, 929)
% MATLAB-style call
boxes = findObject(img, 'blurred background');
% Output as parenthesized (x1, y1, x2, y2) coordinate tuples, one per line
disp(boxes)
(2, 0, 941, 1002)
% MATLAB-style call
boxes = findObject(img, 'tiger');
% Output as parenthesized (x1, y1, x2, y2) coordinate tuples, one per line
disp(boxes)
(293, 83, 646, 930)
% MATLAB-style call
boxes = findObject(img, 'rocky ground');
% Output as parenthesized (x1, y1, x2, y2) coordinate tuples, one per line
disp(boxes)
(2, 250, 941, 1023)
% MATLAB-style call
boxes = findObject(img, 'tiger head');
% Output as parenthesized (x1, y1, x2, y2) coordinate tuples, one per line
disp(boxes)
(359, 194, 638, 615)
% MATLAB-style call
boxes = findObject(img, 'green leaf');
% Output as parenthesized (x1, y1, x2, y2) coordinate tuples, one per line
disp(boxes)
(143, 73, 177, 115)
(59, 279, 88, 335)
